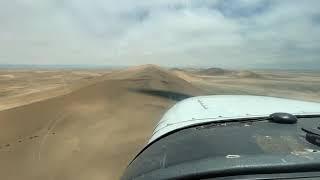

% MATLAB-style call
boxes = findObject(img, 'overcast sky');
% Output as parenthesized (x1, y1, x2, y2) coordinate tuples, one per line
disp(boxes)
(0, 0, 319, 68)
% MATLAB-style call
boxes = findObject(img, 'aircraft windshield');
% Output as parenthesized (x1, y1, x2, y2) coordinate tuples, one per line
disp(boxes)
(0, 0, 320, 179)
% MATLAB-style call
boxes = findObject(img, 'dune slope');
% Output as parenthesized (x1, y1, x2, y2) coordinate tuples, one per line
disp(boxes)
(0, 65, 202, 180)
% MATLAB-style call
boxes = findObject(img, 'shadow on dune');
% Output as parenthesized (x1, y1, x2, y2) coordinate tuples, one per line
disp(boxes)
(130, 88, 193, 101)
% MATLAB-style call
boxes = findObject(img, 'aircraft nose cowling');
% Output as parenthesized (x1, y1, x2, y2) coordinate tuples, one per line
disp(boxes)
(149, 95, 320, 144)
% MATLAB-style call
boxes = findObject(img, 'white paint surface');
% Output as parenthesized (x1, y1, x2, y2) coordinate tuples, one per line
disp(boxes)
(149, 95, 320, 143)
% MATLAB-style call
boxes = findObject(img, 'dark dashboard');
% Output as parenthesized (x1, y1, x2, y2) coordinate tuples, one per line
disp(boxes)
(122, 116, 320, 179)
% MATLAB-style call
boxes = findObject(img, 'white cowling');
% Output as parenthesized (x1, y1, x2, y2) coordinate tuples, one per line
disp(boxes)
(149, 95, 320, 144)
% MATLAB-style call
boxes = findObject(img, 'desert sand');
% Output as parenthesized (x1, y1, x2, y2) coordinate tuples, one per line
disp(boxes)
(0, 69, 109, 111)
(0, 65, 319, 180)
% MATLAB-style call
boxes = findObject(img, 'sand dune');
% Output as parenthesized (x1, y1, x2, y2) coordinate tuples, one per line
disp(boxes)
(197, 67, 234, 76)
(236, 70, 264, 79)
(0, 65, 202, 180)
(105, 64, 203, 95)
(0, 70, 107, 111)
(196, 67, 264, 79)
(172, 68, 204, 83)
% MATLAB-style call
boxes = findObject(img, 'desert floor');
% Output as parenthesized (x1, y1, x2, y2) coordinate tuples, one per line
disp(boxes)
(0, 65, 319, 179)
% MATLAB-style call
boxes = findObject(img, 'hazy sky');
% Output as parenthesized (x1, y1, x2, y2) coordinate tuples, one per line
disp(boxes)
(0, 0, 320, 68)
